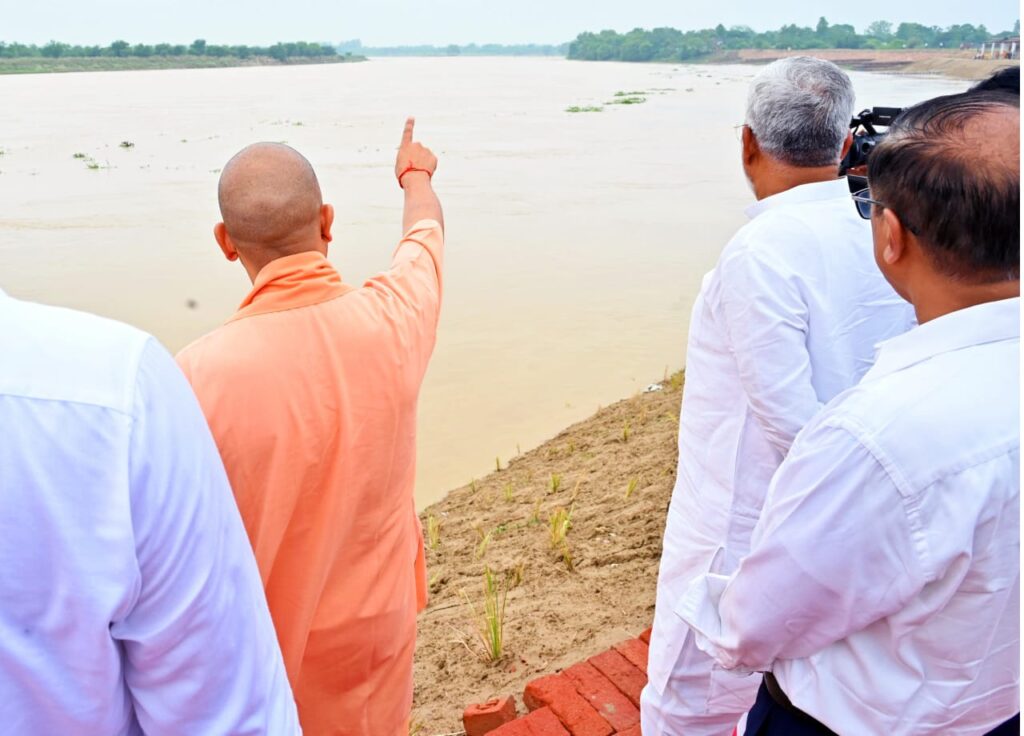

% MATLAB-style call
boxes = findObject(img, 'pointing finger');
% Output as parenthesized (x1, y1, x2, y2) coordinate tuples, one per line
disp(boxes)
(401, 117, 415, 146)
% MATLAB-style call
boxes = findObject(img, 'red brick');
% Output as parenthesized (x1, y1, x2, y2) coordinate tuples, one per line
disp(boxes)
(523, 673, 613, 736)
(617, 726, 642, 736)
(563, 661, 640, 732)
(588, 649, 647, 707)
(639, 626, 653, 644)
(613, 638, 650, 676)
(464, 696, 518, 736)
(491, 707, 573, 736)
(490, 717, 532, 736)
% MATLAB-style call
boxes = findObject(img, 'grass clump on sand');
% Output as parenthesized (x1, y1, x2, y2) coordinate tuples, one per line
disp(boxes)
(426, 513, 441, 551)
(414, 370, 686, 731)
(460, 566, 510, 662)
(566, 105, 603, 113)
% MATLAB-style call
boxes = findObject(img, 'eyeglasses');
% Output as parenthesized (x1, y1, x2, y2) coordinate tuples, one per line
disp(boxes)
(733, 123, 748, 141)
(851, 188, 884, 220)
(851, 187, 919, 234)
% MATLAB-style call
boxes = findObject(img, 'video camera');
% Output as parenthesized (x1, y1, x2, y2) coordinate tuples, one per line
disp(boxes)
(840, 106, 903, 192)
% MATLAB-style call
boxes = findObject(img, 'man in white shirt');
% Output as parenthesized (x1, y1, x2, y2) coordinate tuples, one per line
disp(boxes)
(642, 58, 915, 735)
(0, 293, 301, 735)
(678, 89, 1020, 735)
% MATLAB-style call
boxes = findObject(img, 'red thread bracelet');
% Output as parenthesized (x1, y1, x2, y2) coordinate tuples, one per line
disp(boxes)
(398, 164, 433, 189)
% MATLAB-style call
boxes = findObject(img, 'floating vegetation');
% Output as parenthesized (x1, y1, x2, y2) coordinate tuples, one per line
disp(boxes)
(614, 90, 646, 96)
(607, 96, 647, 105)
(119, 140, 134, 148)
(566, 105, 603, 113)
(72, 152, 87, 159)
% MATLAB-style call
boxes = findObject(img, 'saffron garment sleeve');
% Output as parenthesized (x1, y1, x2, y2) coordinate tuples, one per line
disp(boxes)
(675, 419, 926, 674)
(110, 340, 301, 735)
(716, 228, 823, 456)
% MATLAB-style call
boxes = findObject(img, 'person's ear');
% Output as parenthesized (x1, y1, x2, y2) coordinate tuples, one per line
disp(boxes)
(742, 126, 759, 168)
(879, 207, 907, 266)
(320, 204, 335, 245)
(214, 222, 239, 262)
(840, 131, 853, 161)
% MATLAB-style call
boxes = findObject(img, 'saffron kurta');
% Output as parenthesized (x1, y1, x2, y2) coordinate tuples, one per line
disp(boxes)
(177, 220, 442, 735)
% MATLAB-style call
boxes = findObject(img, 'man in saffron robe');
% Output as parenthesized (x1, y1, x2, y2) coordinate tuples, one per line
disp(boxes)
(177, 119, 442, 735)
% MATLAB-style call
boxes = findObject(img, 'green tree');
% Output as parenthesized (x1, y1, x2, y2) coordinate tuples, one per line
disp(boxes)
(866, 20, 893, 38)
(109, 40, 130, 57)
(189, 38, 207, 55)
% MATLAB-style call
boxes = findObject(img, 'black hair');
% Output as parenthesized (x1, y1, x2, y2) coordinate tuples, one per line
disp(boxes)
(868, 90, 1019, 282)
(971, 66, 1020, 95)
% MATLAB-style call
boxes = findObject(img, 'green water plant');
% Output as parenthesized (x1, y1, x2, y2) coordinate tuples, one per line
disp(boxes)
(566, 105, 603, 113)
(608, 96, 646, 105)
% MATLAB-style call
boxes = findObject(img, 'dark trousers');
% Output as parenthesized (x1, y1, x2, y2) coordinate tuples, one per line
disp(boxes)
(744, 677, 1021, 736)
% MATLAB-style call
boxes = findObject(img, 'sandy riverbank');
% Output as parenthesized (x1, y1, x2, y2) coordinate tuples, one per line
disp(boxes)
(714, 48, 1018, 81)
(412, 373, 682, 732)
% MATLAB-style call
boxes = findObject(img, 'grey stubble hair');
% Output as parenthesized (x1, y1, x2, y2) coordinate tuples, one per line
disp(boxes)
(745, 56, 856, 168)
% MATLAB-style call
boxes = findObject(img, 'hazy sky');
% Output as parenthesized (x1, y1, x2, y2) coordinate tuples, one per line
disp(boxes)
(4, 0, 1019, 46)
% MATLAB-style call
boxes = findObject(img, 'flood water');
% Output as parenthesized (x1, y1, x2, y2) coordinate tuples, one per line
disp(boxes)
(0, 57, 964, 507)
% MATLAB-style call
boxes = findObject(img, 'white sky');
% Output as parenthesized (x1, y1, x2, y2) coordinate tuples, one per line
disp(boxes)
(4, 0, 1018, 46)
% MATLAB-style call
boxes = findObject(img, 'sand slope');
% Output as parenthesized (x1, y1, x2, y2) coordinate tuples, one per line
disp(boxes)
(412, 373, 683, 733)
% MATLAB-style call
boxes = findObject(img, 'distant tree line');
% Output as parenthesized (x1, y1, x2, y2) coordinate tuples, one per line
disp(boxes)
(568, 18, 1021, 62)
(0, 39, 340, 60)
(337, 39, 567, 57)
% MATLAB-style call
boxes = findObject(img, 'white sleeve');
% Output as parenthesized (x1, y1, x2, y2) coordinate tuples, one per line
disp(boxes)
(675, 419, 927, 673)
(111, 339, 301, 735)
(717, 233, 823, 456)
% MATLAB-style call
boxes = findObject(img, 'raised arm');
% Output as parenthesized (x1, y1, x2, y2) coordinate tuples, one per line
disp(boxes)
(396, 116, 443, 232)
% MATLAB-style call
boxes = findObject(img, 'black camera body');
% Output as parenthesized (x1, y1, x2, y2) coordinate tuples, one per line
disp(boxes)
(840, 106, 903, 191)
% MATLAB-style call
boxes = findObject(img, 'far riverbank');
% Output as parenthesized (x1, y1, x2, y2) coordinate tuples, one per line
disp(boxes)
(0, 54, 365, 75)
(707, 48, 1017, 81)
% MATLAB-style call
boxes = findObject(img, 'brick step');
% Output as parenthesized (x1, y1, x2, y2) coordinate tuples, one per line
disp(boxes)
(463, 630, 651, 736)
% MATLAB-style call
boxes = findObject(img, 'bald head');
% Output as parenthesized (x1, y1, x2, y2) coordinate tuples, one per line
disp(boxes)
(218, 143, 324, 254)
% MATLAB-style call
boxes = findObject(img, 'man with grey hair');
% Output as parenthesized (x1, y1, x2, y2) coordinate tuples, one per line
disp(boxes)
(641, 57, 915, 735)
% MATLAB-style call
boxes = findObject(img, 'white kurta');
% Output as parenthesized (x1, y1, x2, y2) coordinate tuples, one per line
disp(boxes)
(679, 297, 1020, 735)
(0, 292, 300, 735)
(643, 178, 915, 735)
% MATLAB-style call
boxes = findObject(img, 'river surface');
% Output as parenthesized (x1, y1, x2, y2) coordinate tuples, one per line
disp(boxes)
(0, 57, 963, 507)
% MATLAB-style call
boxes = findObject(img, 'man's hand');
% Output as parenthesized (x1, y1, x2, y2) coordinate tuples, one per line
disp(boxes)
(395, 117, 438, 187)
(396, 117, 443, 232)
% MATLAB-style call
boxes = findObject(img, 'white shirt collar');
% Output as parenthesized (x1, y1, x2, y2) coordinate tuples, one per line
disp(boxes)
(866, 296, 1020, 381)
(744, 178, 851, 220)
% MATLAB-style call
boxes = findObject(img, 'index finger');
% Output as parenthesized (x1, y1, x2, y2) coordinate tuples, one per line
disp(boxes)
(401, 117, 415, 146)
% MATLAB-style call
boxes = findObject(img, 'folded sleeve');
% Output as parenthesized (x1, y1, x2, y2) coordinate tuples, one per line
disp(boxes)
(717, 232, 823, 456)
(676, 419, 927, 673)
(111, 339, 301, 735)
